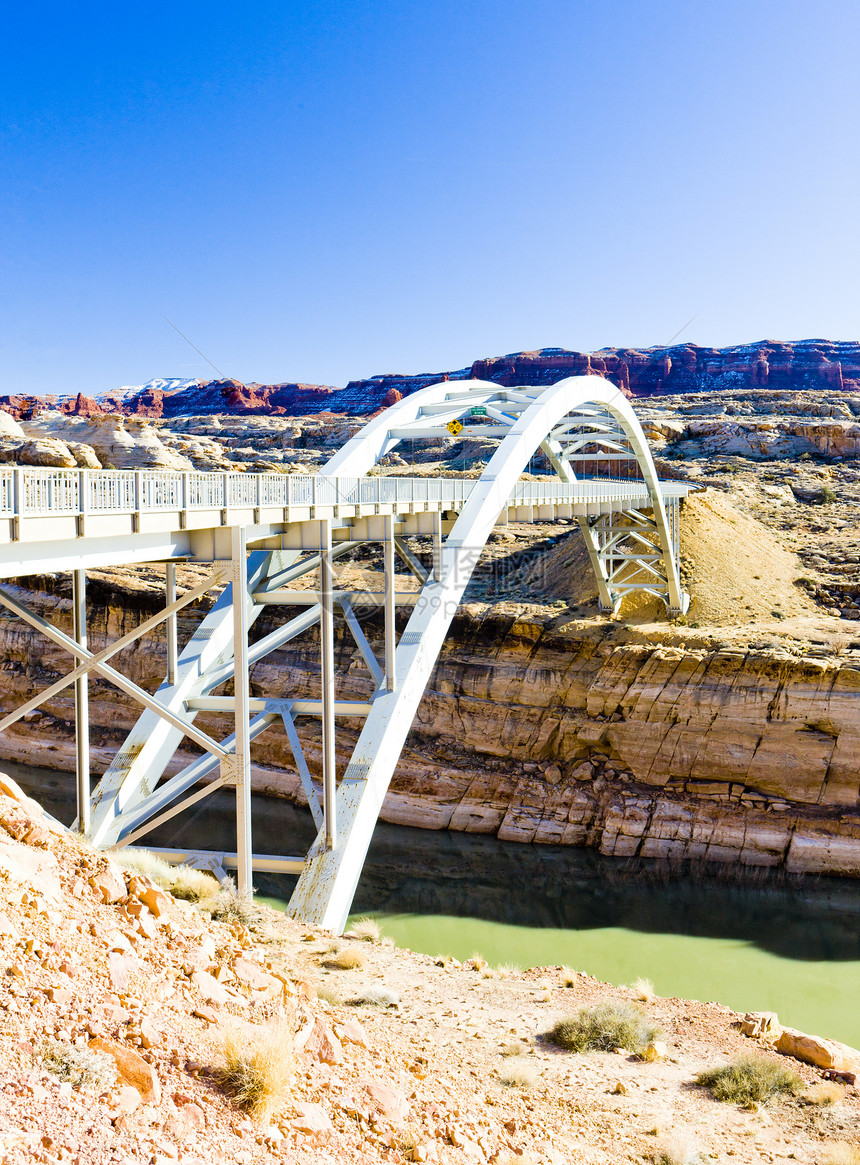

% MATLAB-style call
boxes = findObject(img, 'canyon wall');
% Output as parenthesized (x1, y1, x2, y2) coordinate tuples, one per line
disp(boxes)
(6, 339, 858, 422)
(1, 579, 858, 877)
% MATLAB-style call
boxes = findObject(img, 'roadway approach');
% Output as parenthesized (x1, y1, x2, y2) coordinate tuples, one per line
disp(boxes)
(0, 375, 691, 933)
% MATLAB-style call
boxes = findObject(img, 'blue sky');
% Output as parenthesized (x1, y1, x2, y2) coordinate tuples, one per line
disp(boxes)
(1, 1, 858, 395)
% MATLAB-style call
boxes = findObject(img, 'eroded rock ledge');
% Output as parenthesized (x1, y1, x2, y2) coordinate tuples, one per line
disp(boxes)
(0, 577, 858, 876)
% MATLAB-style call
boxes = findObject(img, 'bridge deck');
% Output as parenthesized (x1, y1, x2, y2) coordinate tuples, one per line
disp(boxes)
(0, 466, 689, 578)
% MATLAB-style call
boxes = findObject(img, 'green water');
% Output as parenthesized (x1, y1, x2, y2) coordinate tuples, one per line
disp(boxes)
(12, 762, 860, 1052)
(367, 913, 860, 1050)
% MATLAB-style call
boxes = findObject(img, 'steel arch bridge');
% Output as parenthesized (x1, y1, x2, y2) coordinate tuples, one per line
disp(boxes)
(0, 375, 690, 932)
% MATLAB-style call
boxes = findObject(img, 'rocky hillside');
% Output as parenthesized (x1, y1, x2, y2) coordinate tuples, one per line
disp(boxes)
(0, 771, 857, 1165)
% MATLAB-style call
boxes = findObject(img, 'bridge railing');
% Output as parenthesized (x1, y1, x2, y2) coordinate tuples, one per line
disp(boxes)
(0, 466, 661, 521)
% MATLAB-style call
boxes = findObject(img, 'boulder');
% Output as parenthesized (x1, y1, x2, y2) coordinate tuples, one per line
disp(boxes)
(0, 775, 44, 817)
(190, 969, 245, 1007)
(292, 1102, 333, 1134)
(89, 864, 126, 904)
(0, 412, 25, 440)
(364, 1081, 409, 1123)
(300, 1017, 343, 1065)
(741, 1011, 781, 1040)
(0, 838, 62, 905)
(776, 1027, 860, 1074)
(88, 1037, 161, 1104)
(0, 437, 77, 468)
(65, 441, 101, 468)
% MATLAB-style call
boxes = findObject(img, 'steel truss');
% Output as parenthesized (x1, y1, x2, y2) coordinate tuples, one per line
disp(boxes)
(0, 375, 689, 933)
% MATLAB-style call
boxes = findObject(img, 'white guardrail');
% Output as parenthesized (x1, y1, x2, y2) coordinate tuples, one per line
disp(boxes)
(0, 467, 672, 521)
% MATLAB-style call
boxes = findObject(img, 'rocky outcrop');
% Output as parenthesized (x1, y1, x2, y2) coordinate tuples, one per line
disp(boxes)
(1, 580, 857, 876)
(34, 339, 856, 421)
(470, 340, 860, 398)
(3, 341, 859, 426)
(20, 414, 192, 471)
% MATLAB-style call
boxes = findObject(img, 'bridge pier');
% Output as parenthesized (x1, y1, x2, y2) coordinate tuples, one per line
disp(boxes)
(72, 568, 90, 834)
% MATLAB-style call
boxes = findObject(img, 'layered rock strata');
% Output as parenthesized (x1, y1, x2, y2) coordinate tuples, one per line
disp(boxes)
(1, 579, 858, 876)
(6, 339, 857, 421)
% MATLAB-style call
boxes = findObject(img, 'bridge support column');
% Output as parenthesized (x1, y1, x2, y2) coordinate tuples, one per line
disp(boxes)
(319, 520, 337, 849)
(73, 569, 90, 834)
(165, 562, 178, 685)
(431, 511, 442, 580)
(230, 526, 253, 898)
(383, 514, 396, 691)
(576, 518, 617, 613)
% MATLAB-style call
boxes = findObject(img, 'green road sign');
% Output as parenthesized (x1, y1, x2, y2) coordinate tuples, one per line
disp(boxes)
(470, 406, 488, 417)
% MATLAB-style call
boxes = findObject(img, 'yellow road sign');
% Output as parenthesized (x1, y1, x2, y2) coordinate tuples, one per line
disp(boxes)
(446, 419, 463, 436)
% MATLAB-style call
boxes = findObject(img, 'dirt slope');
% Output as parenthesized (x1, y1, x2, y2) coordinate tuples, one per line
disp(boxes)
(0, 775, 857, 1164)
(516, 488, 815, 626)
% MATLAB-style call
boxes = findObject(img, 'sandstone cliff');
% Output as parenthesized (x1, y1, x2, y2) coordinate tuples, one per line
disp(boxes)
(0, 571, 857, 878)
(9, 339, 857, 422)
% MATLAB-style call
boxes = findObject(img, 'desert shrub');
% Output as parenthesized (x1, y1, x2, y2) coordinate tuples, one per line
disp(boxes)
(343, 916, 381, 943)
(40, 1039, 117, 1093)
(804, 1081, 845, 1107)
(205, 887, 265, 929)
(546, 1002, 660, 1054)
(314, 980, 343, 1006)
(696, 1056, 803, 1105)
(654, 1129, 704, 1165)
(630, 976, 655, 1002)
(323, 945, 368, 971)
(500, 1042, 527, 1057)
(347, 984, 399, 1009)
(219, 1021, 293, 1117)
(820, 485, 837, 503)
(396, 1123, 422, 1154)
(117, 848, 220, 903)
(560, 967, 578, 988)
(493, 962, 521, 979)
(499, 1057, 539, 1089)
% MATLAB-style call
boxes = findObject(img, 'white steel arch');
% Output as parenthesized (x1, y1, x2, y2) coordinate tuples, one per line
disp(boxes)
(324, 373, 686, 614)
(0, 374, 688, 931)
(288, 375, 688, 930)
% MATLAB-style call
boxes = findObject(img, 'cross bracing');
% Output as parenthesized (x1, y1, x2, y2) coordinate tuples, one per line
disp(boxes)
(0, 375, 691, 932)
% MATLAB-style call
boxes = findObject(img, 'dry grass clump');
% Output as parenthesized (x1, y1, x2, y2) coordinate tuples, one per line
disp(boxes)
(468, 953, 488, 972)
(547, 1002, 661, 1054)
(696, 1056, 804, 1105)
(818, 1145, 860, 1165)
(347, 984, 400, 1009)
(804, 1081, 845, 1106)
(500, 1042, 527, 1057)
(314, 980, 343, 1006)
(654, 1129, 704, 1165)
(560, 966, 578, 988)
(343, 916, 382, 943)
(204, 887, 265, 929)
(631, 976, 656, 1002)
(493, 962, 521, 979)
(396, 1124, 422, 1155)
(117, 847, 220, 903)
(324, 945, 369, 971)
(499, 1057, 540, 1089)
(219, 1021, 294, 1117)
(40, 1039, 117, 1093)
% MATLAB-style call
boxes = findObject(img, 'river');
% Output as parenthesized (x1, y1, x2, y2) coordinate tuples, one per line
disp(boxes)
(11, 761, 860, 1049)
